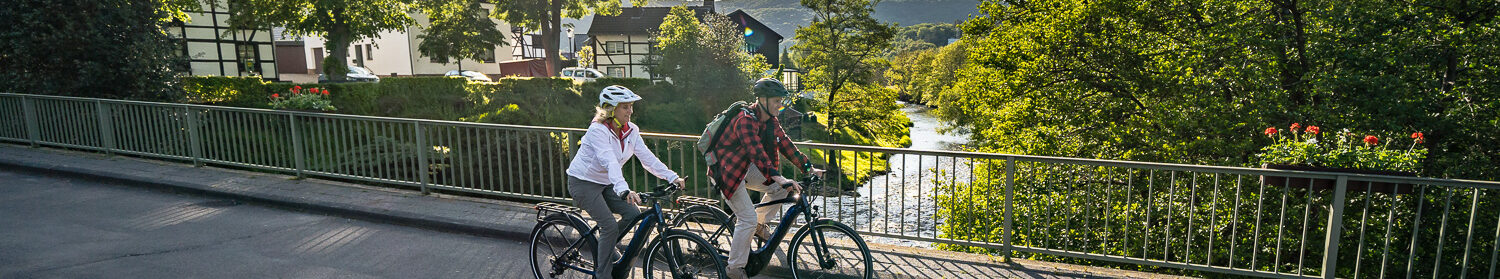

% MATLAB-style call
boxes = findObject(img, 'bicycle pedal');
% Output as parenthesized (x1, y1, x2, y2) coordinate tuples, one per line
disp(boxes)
(675, 196, 720, 207)
(534, 202, 582, 221)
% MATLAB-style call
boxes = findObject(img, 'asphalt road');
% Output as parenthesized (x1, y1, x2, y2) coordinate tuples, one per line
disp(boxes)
(0, 169, 533, 278)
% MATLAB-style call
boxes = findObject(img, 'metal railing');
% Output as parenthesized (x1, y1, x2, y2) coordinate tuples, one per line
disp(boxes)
(3, 92, 1498, 278)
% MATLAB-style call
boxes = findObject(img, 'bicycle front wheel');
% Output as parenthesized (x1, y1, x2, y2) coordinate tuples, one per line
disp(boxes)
(530, 214, 594, 279)
(788, 220, 873, 279)
(642, 230, 728, 279)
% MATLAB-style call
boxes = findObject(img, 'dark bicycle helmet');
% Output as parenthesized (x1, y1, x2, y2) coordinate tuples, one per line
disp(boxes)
(752, 78, 790, 98)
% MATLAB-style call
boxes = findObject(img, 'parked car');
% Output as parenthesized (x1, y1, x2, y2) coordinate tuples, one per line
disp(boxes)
(559, 67, 605, 82)
(444, 70, 493, 82)
(318, 65, 381, 82)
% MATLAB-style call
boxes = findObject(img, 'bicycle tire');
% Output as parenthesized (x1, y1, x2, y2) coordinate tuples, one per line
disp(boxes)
(671, 204, 734, 254)
(787, 220, 873, 279)
(642, 229, 729, 279)
(530, 213, 596, 279)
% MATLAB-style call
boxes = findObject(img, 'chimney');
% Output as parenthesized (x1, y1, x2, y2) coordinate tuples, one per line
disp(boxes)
(704, 0, 714, 12)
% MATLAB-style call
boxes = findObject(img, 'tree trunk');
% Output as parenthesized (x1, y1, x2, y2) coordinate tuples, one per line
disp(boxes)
(544, 0, 561, 77)
(325, 10, 351, 82)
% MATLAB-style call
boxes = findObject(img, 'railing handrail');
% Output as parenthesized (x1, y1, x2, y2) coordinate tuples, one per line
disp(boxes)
(6, 92, 1497, 190)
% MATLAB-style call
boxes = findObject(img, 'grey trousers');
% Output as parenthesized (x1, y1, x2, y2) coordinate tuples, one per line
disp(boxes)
(567, 175, 641, 279)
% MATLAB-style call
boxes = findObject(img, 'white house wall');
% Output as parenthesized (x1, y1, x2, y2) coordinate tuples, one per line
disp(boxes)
(590, 34, 653, 79)
(298, 4, 517, 77)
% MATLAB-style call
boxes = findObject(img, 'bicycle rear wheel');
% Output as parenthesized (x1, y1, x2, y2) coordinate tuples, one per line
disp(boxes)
(642, 230, 728, 279)
(530, 214, 595, 279)
(788, 220, 873, 279)
(671, 204, 734, 254)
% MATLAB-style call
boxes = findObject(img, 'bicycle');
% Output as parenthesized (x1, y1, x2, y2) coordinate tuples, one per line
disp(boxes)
(672, 175, 874, 279)
(530, 181, 727, 279)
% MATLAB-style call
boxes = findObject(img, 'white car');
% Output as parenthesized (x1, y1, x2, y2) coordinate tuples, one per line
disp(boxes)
(318, 65, 381, 82)
(560, 67, 605, 82)
(445, 70, 493, 82)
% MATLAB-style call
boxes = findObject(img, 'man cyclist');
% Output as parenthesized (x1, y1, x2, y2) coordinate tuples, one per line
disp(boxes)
(711, 78, 825, 279)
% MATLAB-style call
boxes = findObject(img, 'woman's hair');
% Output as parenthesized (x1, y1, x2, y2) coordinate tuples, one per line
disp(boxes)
(592, 104, 616, 123)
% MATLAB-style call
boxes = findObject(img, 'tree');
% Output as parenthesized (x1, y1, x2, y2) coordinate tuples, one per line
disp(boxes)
(941, 0, 1500, 177)
(576, 45, 595, 68)
(416, 0, 508, 71)
(492, 0, 637, 77)
(213, 0, 417, 82)
(791, 0, 897, 141)
(0, 0, 195, 100)
(648, 6, 769, 98)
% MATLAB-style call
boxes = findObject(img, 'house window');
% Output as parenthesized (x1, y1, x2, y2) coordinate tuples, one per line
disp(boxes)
(236, 43, 259, 74)
(606, 66, 625, 78)
(606, 41, 625, 54)
(478, 47, 496, 63)
(366, 45, 374, 60)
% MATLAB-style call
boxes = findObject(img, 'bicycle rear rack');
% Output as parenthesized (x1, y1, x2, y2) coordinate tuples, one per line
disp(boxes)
(675, 195, 720, 208)
(534, 202, 582, 222)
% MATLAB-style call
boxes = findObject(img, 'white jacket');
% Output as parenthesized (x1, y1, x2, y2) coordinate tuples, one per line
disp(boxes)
(566, 122, 679, 195)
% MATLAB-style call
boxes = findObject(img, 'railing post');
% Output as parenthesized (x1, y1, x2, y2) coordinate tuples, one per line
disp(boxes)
(413, 121, 430, 195)
(22, 95, 39, 147)
(95, 101, 115, 155)
(185, 106, 204, 167)
(289, 113, 306, 179)
(1323, 175, 1349, 279)
(1003, 156, 1016, 261)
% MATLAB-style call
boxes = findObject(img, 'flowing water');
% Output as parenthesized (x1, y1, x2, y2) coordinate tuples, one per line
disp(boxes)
(807, 103, 973, 247)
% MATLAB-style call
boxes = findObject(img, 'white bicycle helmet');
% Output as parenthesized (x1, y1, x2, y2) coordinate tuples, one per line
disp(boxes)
(598, 85, 643, 107)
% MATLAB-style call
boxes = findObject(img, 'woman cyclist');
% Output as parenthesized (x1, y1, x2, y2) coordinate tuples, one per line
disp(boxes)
(565, 85, 686, 279)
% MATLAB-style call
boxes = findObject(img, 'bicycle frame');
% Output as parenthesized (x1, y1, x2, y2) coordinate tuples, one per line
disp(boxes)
(556, 196, 671, 278)
(742, 188, 824, 276)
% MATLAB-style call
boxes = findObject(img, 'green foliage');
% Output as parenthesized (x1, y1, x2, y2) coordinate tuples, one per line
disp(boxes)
(182, 76, 271, 107)
(933, 0, 1500, 276)
(648, 6, 769, 98)
(577, 45, 595, 68)
(0, 0, 186, 101)
(895, 23, 959, 47)
(417, 0, 508, 68)
(1257, 126, 1427, 173)
(884, 39, 967, 105)
(269, 86, 336, 111)
(937, 0, 1499, 180)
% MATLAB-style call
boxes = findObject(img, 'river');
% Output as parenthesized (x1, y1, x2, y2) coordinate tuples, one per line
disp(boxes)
(808, 102, 973, 247)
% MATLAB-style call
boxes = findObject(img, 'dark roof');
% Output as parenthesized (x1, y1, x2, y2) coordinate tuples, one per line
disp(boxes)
(725, 10, 782, 41)
(588, 6, 713, 35)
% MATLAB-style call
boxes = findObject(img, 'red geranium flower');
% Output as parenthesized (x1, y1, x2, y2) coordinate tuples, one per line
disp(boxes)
(1412, 132, 1424, 143)
(1264, 127, 1278, 137)
(1290, 123, 1301, 132)
(1306, 126, 1320, 135)
(309, 88, 319, 94)
(1363, 135, 1379, 145)
(272, 93, 280, 98)
(292, 86, 301, 93)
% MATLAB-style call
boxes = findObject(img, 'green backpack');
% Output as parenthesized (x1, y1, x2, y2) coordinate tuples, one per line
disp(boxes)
(697, 101, 752, 166)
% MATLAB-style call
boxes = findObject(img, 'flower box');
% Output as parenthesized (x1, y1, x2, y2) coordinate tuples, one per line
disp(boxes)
(1260, 164, 1416, 194)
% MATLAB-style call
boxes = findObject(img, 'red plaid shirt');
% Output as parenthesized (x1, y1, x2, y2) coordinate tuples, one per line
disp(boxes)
(712, 105, 811, 198)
